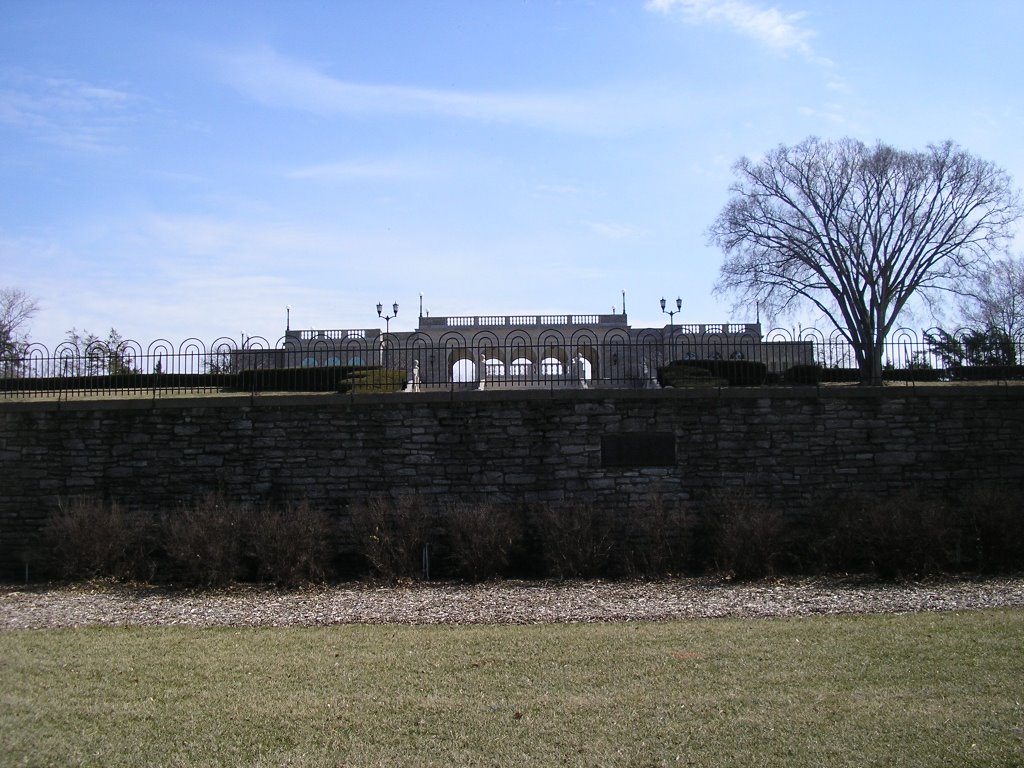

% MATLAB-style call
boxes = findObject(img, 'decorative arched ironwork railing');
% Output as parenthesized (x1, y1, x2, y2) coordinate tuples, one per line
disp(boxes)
(2, 327, 1022, 399)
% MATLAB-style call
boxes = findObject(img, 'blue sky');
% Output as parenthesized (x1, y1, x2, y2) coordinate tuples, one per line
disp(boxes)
(2, 0, 1022, 347)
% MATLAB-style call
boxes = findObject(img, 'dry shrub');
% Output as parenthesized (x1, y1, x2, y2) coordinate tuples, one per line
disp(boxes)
(45, 497, 153, 581)
(349, 495, 432, 581)
(875, 491, 961, 576)
(800, 492, 873, 574)
(960, 484, 1024, 573)
(813, 490, 961, 577)
(445, 502, 522, 581)
(162, 494, 246, 587)
(705, 489, 786, 580)
(531, 502, 616, 579)
(248, 500, 334, 586)
(618, 495, 691, 577)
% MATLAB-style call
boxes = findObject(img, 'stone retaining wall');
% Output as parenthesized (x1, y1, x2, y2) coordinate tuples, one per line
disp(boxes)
(2, 387, 1022, 577)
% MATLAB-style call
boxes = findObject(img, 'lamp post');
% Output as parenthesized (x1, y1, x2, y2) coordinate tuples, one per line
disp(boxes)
(377, 301, 398, 368)
(377, 301, 398, 334)
(660, 296, 682, 326)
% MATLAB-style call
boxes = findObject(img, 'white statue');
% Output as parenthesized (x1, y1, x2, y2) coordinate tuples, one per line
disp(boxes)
(409, 359, 421, 392)
(643, 359, 659, 388)
(576, 353, 588, 389)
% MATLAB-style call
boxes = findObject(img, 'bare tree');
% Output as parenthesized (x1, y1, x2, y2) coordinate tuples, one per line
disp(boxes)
(60, 327, 139, 376)
(710, 138, 1021, 385)
(1, 287, 40, 376)
(961, 254, 1024, 340)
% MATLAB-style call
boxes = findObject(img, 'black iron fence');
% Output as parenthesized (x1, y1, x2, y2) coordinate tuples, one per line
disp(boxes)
(2, 327, 1022, 400)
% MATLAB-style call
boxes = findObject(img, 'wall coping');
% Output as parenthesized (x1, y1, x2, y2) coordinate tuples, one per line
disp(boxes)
(2, 383, 1022, 414)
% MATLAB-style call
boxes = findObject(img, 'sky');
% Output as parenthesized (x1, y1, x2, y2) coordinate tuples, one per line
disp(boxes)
(2, 0, 1022, 348)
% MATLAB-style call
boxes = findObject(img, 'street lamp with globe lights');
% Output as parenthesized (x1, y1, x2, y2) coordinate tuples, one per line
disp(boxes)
(660, 297, 682, 326)
(377, 301, 398, 334)
(377, 301, 399, 368)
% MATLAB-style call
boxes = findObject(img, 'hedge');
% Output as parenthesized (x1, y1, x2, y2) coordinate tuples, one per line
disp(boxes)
(1, 366, 409, 395)
(659, 359, 768, 387)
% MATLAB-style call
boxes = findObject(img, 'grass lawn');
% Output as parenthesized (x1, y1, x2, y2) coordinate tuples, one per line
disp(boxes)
(1, 610, 1022, 767)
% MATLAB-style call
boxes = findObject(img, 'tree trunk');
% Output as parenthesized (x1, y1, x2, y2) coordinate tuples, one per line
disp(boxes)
(857, 337, 885, 386)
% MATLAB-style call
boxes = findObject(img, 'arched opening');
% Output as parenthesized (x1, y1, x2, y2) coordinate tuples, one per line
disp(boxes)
(540, 357, 563, 376)
(510, 357, 533, 377)
(452, 358, 476, 383)
(484, 358, 505, 377)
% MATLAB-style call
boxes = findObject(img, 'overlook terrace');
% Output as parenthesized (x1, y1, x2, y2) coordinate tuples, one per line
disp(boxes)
(256, 311, 810, 390)
(292, 313, 759, 338)
(5, 311, 1022, 400)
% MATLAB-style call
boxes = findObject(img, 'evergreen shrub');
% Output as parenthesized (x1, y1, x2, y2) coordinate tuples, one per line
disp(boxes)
(783, 364, 821, 385)
(659, 359, 767, 387)
(947, 365, 1024, 382)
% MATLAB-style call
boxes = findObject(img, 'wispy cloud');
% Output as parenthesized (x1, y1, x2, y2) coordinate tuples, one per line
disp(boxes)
(646, 0, 818, 59)
(140, 213, 353, 266)
(288, 158, 429, 182)
(0, 70, 133, 151)
(798, 103, 849, 126)
(585, 220, 649, 240)
(535, 183, 592, 198)
(212, 46, 673, 134)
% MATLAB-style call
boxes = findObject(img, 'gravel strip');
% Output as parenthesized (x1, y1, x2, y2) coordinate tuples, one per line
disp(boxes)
(2, 577, 1023, 630)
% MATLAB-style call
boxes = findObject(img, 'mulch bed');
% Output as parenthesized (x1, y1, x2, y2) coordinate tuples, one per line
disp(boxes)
(2, 576, 1022, 630)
